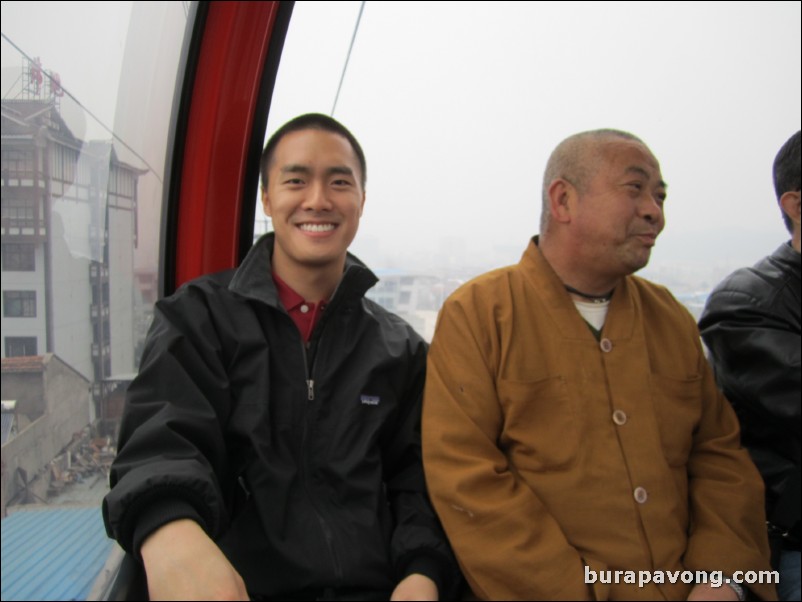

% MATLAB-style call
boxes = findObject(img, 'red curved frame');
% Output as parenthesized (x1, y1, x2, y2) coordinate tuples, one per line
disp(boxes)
(174, 1, 281, 287)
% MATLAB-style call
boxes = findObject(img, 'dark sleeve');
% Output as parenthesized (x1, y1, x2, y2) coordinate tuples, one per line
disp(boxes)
(102, 284, 233, 556)
(699, 284, 801, 497)
(381, 334, 463, 599)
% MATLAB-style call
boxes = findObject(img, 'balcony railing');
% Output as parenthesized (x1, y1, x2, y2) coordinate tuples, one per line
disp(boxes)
(0, 217, 46, 239)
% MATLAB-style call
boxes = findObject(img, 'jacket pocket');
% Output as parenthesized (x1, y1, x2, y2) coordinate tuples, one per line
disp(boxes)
(496, 376, 577, 471)
(651, 374, 703, 467)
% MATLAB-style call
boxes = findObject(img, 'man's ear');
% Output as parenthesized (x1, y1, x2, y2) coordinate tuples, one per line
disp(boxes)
(780, 190, 801, 226)
(359, 191, 366, 217)
(547, 178, 576, 224)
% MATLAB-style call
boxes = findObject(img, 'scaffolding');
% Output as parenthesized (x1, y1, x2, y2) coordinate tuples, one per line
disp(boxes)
(12, 55, 63, 111)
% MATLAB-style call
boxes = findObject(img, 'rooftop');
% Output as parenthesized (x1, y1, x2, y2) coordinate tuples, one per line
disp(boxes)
(1, 355, 48, 374)
(1, 505, 114, 601)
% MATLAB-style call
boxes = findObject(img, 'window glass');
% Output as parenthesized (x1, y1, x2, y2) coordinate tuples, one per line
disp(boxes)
(263, 1, 801, 340)
(1, 0, 191, 596)
(5, 336, 37, 357)
(1, 243, 36, 271)
(3, 290, 37, 317)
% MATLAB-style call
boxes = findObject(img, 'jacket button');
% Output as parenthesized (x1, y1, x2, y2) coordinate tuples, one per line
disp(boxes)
(600, 338, 613, 352)
(612, 410, 627, 425)
(633, 487, 648, 504)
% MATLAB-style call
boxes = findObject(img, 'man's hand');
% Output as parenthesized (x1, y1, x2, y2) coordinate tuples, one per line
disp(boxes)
(390, 573, 439, 601)
(687, 583, 740, 601)
(140, 519, 248, 601)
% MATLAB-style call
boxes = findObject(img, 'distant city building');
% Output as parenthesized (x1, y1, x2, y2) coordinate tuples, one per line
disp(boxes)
(1, 86, 144, 421)
(367, 271, 464, 341)
(0, 354, 92, 516)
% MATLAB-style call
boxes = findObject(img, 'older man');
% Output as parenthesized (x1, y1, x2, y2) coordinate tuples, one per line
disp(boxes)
(423, 129, 775, 600)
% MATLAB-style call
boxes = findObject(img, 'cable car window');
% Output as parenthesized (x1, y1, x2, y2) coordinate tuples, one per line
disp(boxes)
(263, 1, 801, 340)
(0, 0, 799, 598)
(1, 2, 192, 599)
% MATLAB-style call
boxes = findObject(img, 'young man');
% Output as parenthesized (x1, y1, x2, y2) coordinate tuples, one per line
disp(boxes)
(700, 131, 801, 601)
(423, 129, 775, 600)
(103, 114, 458, 600)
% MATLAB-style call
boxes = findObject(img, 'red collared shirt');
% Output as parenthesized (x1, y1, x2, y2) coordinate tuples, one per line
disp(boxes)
(272, 273, 327, 343)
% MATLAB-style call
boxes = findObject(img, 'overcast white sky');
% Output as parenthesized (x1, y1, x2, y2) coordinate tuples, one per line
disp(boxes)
(1, 1, 132, 143)
(266, 1, 802, 292)
(3, 1, 801, 294)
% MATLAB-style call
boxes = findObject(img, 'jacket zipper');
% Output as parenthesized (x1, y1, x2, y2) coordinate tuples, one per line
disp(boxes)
(299, 335, 343, 581)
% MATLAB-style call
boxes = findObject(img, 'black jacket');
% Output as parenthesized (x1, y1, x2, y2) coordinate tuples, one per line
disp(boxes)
(103, 234, 459, 597)
(699, 242, 801, 544)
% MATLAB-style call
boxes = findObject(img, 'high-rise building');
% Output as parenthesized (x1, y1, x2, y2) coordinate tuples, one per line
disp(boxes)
(2, 67, 143, 421)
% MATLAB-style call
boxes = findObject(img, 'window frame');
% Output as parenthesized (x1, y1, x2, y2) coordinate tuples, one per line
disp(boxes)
(2, 243, 36, 271)
(3, 290, 37, 318)
(4, 336, 38, 357)
(163, 1, 294, 296)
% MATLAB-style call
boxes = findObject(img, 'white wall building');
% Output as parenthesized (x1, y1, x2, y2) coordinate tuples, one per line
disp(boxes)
(2, 97, 142, 415)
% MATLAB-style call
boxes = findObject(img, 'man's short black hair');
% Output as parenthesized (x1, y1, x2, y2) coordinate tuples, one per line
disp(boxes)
(773, 130, 801, 233)
(260, 113, 367, 189)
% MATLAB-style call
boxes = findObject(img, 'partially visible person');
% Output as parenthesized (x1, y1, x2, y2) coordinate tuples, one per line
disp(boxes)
(699, 130, 801, 601)
(103, 113, 459, 601)
(423, 129, 776, 600)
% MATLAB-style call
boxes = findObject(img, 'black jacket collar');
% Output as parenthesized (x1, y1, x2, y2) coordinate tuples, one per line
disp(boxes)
(770, 241, 801, 279)
(228, 233, 378, 309)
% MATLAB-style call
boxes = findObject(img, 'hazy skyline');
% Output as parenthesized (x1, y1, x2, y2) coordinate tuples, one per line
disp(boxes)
(265, 1, 802, 292)
(3, 1, 801, 293)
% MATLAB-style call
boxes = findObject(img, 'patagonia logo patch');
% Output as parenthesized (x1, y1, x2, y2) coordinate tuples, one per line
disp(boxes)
(360, 395, 381, 406)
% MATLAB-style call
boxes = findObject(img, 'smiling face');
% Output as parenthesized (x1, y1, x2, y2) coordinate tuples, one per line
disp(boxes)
(570, 137, 667, 279)
(262, 128, 366, 283)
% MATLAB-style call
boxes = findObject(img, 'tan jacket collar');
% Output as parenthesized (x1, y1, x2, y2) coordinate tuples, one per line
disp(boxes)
(519, 236, 637, 342)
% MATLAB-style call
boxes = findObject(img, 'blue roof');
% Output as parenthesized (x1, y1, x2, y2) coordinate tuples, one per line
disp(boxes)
(1, 506, 114, 601)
